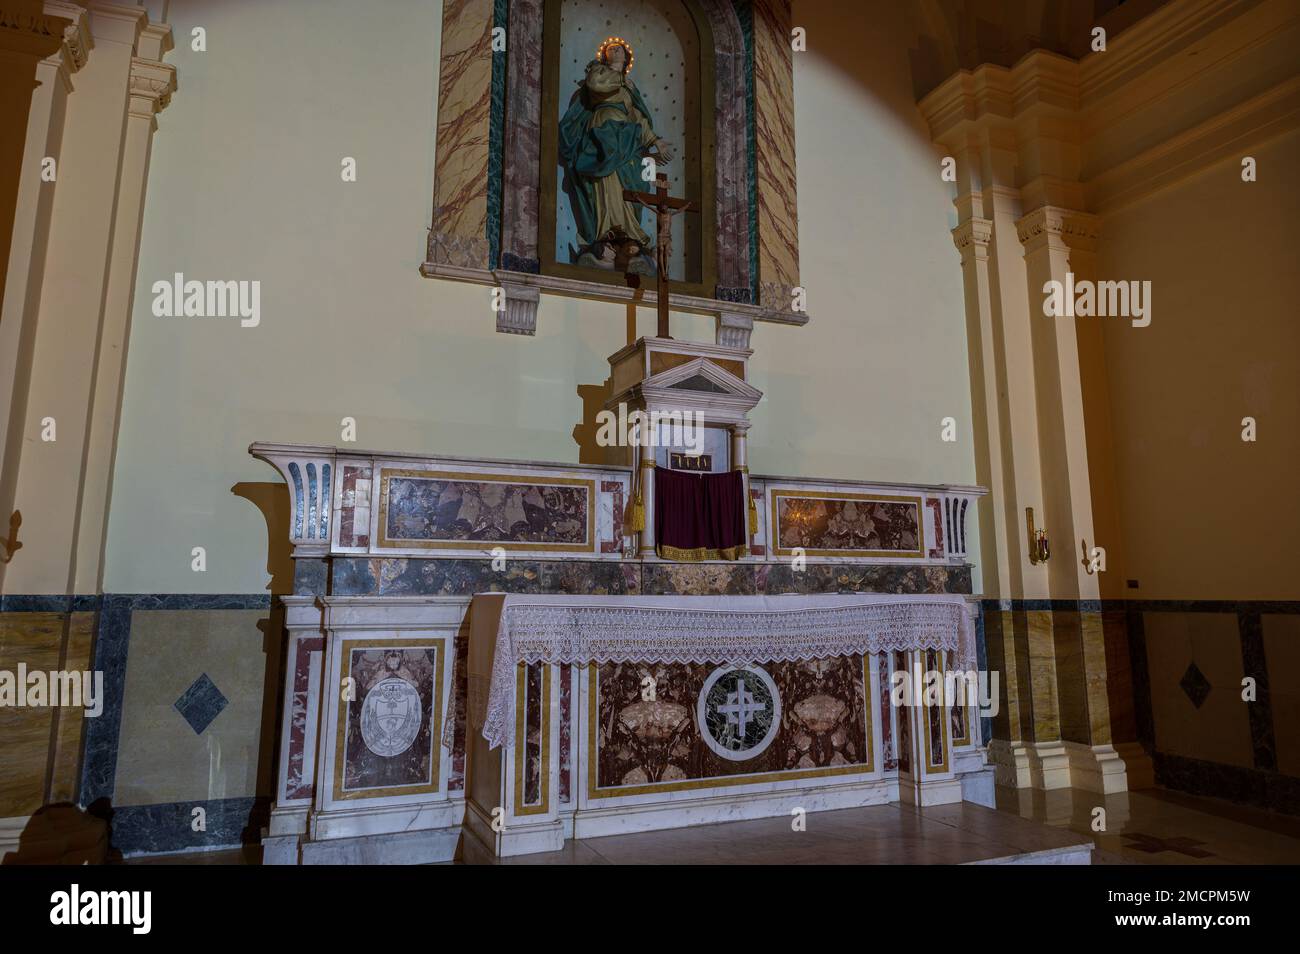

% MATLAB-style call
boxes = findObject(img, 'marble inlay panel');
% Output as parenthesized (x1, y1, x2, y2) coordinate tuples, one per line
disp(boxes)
(379, 472, 592, 549)
(338, 464, 373, 549)
(431, 0, 495, 268)
(338, 643, 442, 797)
(894, 651, 911, 773)
(1025, 610, 1060, 742)
(1081, 611, 1112, 746)
(1049, 609, 1090, 746)
(112, 609, 269, 808)
(522, 662, 544, 806)
(0, 613, 63, 816)
(751, 0, 799, 298)
(772, 492, 922, 557)
(878, 654, 896, 770)
(926, 498, 944, 559)
(639, 562, 758, 595)
(501, 0, 543, 266)
(592, 655, 870, 793)
(559, 663, 572, 803)
(285, 635, 324, 801)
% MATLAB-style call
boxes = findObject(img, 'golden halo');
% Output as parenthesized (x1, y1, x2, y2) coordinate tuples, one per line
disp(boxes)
(597, 36, 634, 73)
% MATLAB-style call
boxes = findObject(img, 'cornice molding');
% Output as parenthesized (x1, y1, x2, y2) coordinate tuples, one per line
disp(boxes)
(917, 50, 1081, 145)
(45, 2, 89, 72)
(0, 3, 69, 58)
(1078, 0, 1251, 104)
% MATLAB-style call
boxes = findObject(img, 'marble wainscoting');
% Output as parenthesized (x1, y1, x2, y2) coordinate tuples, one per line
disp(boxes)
(1122, 600, 1300, 815)
(981, 598, 1300, 815)
(0, 594, 280, 857)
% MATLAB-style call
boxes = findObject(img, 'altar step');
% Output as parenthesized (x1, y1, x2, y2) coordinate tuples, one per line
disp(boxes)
(461, 801, 1093, 865)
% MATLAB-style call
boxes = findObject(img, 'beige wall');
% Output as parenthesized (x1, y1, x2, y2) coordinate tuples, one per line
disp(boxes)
(1097, 128, 1300, 601)
(101, 0, 977, 595)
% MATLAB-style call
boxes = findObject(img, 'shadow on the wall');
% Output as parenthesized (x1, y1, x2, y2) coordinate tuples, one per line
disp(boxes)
(1, 801, 116, 865)
(574, 380, 619, 466)
(231, 481, 292, 594)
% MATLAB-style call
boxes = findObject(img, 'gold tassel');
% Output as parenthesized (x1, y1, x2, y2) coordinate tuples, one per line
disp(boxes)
(748, 493, 758, 535)
(626, 492, 645, 533)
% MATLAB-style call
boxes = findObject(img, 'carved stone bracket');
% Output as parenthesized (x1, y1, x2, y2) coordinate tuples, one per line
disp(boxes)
(715, 312, 753, 350)
(128, 56, 176, 123)
(938, 489, 983, 562)
(496, 282, 540, 336)
(249, 444, 337, 558)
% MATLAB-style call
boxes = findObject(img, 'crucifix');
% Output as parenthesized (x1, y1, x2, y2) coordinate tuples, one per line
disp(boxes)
(623, 174, 696, 339)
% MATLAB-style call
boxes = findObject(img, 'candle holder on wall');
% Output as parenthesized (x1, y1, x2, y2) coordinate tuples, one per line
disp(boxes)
(1026, 507, 1051, 565)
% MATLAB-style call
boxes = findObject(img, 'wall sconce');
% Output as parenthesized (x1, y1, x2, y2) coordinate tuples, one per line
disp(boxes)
(1026, 507, 1051, 565)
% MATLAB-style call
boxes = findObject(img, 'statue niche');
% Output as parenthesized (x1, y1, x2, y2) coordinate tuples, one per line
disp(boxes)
(542, 0, 715, 294)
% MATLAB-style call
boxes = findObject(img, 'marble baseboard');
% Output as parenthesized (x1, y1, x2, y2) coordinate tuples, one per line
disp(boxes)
(299, 827, 460, 865)
(1152, 751, 1300, 816)
(965, 844, 1092, 865)
(111, 796, 269, 856)
(570, 777, 896, 842)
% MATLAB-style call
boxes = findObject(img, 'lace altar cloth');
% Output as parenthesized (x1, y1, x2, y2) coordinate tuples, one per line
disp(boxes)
(463, 593, 976, 750)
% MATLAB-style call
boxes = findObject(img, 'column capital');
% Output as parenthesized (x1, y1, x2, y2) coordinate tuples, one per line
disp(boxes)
(127, 55, 175, 122)
(1015, 206, 1100, 254)
(952, 217, 993, 258)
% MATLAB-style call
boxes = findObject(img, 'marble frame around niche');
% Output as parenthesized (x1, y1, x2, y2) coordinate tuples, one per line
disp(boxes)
(431, 0, 776, 312)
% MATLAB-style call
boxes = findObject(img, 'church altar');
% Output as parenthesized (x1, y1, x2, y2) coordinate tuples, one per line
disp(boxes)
(462, 592, 980, 856)
(250, 334, 988, 864)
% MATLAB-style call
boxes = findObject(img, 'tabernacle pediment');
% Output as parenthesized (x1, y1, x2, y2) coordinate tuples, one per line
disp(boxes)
(642, 355, 762, 403)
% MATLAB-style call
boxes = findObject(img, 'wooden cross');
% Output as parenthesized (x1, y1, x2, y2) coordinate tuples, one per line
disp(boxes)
(623, 174, 696, 339)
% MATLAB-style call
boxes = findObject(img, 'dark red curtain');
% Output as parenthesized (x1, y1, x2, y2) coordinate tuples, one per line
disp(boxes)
(654, 466, 747, 561)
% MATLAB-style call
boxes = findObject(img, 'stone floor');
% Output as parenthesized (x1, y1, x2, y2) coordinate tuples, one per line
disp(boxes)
(995, 786, 1300, 865)
(122, 785, 1300, 865)
(466, 800, 1091, 865)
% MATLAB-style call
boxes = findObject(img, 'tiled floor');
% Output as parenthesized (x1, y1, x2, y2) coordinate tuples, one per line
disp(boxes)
(994, 786, 1300, 865)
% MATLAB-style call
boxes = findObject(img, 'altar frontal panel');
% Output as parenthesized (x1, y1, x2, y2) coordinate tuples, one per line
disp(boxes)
(769, 488, 925, 559)
(332, 638, 446, 801)
(376, 468, 596, 553)
(588, 655, 873, 798)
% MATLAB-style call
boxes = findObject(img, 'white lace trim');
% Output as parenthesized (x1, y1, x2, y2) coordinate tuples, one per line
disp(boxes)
(464, 594, 975, 750)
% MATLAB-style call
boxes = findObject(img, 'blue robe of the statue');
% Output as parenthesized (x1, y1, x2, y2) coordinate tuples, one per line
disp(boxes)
(558, 73, 658, 248)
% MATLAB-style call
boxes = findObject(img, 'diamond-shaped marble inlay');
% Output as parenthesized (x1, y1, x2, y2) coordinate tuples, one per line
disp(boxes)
(1179, 662, 1212, 709)
(174, 673, 228, 735)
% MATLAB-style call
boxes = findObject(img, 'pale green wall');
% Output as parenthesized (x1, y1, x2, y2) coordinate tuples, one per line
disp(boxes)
(104, 0, 978, 593)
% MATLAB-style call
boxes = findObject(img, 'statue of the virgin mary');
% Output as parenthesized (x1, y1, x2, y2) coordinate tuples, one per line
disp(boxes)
(558, 37, 675, 273)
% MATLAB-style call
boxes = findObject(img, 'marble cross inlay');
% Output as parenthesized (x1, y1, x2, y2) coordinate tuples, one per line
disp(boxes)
(718, 678, 765, 737)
